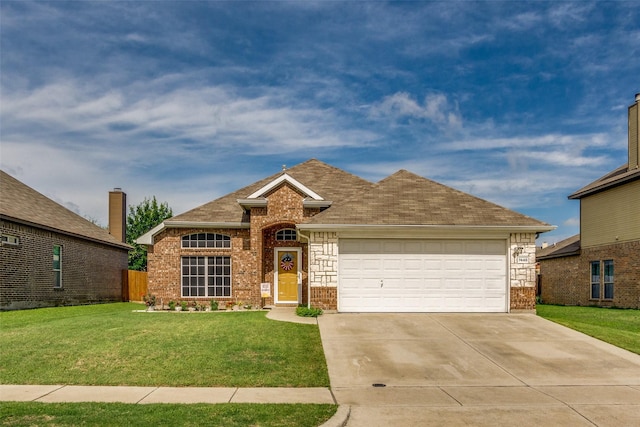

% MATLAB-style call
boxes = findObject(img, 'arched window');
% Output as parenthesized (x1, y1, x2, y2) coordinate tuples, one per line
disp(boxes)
(276, 229, 297, 241)
(181, 233, 231, 248)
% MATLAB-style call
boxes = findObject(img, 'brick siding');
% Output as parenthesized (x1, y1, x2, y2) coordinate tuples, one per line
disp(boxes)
(1, 219, 128, 310)
(148, 183, 314, 308)
(539, 240, 640, 308)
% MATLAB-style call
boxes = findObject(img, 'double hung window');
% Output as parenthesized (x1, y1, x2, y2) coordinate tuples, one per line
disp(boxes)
(590, 260, 613, 300)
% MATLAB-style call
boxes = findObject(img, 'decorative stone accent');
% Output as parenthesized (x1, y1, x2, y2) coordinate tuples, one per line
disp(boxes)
(509, 233, 537, 310)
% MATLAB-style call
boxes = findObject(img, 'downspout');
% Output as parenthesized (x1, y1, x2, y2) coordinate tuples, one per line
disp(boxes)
(297, 229, 311, 309)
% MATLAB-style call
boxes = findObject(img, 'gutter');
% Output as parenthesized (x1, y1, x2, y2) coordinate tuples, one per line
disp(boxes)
(297, 230, 312, 309)
(136, 220, 250, 245)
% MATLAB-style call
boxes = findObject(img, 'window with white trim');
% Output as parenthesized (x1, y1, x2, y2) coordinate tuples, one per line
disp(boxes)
(181, 233, 230, 248)
(182, 256, 231, 297)
(53, 245, 62, 288)
(276, 229, 297, 241)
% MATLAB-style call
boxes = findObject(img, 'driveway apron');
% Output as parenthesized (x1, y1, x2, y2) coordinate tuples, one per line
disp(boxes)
(318, 313, 640, 427)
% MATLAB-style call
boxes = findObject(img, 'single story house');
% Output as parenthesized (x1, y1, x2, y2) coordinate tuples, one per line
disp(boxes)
(537, 94, 640, 308)
(0, 171, 130, 310)
(138, 159, 553, 312)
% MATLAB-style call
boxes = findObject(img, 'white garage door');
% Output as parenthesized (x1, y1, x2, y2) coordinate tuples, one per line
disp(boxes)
(338, 239, 507, 313)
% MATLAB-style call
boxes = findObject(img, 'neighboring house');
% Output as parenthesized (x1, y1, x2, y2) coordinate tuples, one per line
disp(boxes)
(138, 159, 553, 313)
(0, 171, 130, 310)
(537, 94, 640, 309)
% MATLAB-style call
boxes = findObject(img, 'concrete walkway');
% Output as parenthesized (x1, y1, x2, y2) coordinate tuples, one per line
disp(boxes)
(0, 384, 334, 405)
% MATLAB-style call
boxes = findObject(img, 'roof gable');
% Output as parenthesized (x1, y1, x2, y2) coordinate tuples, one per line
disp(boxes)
(246, 173, 324, 200)
(169, 159, 374, 224)
(303, 169, 552, 228)
(0, 170, 130, 249)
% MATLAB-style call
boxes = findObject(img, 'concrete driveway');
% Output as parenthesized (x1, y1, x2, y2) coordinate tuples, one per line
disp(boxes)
(318, 313, 640, 427)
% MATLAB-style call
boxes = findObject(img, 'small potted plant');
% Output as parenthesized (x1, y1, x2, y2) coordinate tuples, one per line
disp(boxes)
(143, 292, 156, 311)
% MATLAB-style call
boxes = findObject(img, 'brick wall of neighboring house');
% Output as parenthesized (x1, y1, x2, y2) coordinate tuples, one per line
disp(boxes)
(0, 219, 127, 310)
(509, 233, 537, 310)
(582, 241, 640, 308)
(540, 241, 639, 308)
(538, 255, 582, 305)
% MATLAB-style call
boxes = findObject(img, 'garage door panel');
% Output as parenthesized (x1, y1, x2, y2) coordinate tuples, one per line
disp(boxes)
(338, 239, 507, 313)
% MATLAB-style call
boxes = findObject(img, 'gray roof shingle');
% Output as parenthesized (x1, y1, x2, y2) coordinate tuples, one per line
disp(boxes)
(304, 169, 551, 227)
(0, 170, 130, 249)
(170, 159, 374, 224)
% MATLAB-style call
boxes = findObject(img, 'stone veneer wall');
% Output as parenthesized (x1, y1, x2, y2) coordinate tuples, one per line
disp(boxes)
(509, 233, 537, 310)
(308, 231, 339, 309)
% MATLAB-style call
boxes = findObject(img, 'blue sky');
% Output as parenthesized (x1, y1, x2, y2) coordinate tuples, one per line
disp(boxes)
(1, 1, 638, 244)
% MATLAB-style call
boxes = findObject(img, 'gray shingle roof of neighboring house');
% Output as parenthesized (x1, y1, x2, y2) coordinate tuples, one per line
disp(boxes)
(536, 234, 581, 260)
(569, 164, 640, 199)
(0, 170, 130, 249)
(303, 169, 551, 227)
(169, 159, 374, 224)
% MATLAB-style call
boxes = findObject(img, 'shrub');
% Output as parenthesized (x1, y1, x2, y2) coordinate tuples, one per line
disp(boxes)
(180, 301, 188, 311)
(168, 301, 176, 311)
(296, 305, 323, 317)
(210, 300, 219, 311)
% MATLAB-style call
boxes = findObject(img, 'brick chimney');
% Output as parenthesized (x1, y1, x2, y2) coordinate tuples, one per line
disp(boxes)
(109, 188, 127, 243)
(629, 93, 640, 170)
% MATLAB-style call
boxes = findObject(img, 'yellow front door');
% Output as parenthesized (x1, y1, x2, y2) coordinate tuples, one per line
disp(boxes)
(277, 250, 299, 302)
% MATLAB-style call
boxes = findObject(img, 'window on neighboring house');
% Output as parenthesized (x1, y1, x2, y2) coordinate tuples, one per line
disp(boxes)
(591, 260, 614, 300)
(181, 256, 231, 297)
(181, 233, 231, 248)
(1, 234, 19, 246)
(603, 260, 614, 299)
(276, 229, 297, 241)
(590, 261, 600, 300)
(53, 245, 62, 288)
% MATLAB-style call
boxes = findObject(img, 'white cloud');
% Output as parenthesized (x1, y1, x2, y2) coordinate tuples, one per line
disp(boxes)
(371, 92, 462, 129)
(563, 217, 580, 227)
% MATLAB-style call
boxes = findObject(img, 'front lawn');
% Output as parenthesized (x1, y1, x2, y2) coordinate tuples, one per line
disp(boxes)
(0, 402, 337, 427)
(0, 303, 329, 387)
(536, 304, 640, 355)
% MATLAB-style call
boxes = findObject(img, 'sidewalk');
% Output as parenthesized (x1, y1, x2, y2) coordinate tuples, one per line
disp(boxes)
(0, 384, 335, 405)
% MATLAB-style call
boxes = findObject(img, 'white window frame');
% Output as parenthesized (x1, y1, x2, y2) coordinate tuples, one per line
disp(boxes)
(181, 256, 231, 298)
(181, 233, 231, 249)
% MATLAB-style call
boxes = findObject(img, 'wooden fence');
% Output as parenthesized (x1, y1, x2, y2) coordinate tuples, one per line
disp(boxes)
(122, 270, 148, 301)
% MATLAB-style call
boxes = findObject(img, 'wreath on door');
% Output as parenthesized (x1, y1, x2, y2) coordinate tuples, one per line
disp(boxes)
(280, 253, 294, 271)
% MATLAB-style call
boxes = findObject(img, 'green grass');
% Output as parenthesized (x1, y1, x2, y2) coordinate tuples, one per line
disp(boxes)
(0, 402, 337, 426)
(0, 303, 329, 387)
(536, 304, 640, 355)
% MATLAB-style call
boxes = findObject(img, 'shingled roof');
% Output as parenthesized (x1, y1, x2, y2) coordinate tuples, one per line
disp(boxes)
(536, 234, 581, 260)
(169, 159, 374, 224)
(569, 164, 640, 199)
(303, 169, 552, 228)
(0, 170, 130, 250)
(138, 159, 553, 245)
